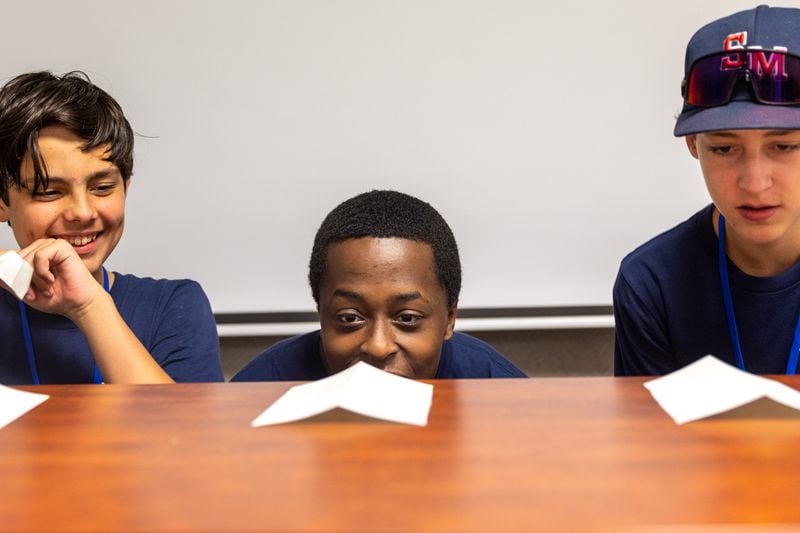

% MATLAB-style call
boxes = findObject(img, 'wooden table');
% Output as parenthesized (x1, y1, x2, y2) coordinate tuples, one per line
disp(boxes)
(1, 377, 800, 531)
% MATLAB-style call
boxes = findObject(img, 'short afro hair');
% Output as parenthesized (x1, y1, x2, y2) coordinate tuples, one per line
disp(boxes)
(309, 190, 461, 307)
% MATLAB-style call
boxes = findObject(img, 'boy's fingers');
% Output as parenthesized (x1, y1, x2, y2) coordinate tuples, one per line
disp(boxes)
(17, 239, 79, 284)
(18, 238, 57, 259)
(31, 251, 56, 284)
(26, 282, 46, 301)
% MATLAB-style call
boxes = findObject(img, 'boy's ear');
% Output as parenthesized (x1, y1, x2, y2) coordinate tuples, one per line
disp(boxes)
(123, 177, 132, 193)
(443, 302, 457, 341)
(685, 135, 699, 159)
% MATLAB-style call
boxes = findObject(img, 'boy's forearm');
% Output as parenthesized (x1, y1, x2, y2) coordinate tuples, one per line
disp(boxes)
(70, 292, 174, 384)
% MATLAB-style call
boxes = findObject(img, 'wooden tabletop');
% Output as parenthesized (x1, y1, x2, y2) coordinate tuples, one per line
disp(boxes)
(2, 377, 800, 532)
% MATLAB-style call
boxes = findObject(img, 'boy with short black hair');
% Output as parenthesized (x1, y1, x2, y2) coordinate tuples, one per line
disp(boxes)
(0, 71, 223, 384)
(233, 189, 526, 381)
(614, 6, 800, 376)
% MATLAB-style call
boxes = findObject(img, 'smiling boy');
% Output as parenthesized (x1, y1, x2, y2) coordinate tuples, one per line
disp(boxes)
(614, 6, 800, 375)
(0, 71, 223, 384)
(232, 190, 526, 381)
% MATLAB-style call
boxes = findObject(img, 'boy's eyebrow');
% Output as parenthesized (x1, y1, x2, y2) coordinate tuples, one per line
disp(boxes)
(765, 130, 799, 137)
(332, 289, 363, 301)
(394, 291, 423, 303)
(705, 131, 739, 139)
(23, 169, 120, 189)
(43, 169, 121, 184)
(332, 289, 423, 303)
(706, 130, 797, 139)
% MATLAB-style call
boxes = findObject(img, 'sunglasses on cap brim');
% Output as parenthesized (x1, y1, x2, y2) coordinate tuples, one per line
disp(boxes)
(682, 49, 800, 107)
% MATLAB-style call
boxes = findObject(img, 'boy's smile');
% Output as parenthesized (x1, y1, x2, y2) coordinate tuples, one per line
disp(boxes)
(0, 125, 128, 284)
(317, 237, 456, 379)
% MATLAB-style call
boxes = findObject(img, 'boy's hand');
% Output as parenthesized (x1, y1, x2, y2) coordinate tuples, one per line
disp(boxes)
(15, 238, 106, 320)
(6, 239, 173, 384)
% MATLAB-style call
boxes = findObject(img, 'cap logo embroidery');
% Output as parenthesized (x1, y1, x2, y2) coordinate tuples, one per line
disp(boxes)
(721, 31, 788, 81)
(723, 31, 747, 52)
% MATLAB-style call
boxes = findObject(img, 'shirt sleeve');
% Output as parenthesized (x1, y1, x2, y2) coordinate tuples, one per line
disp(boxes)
(490, 358, 528, 378)
(149, 280, 224, 382)
(485, 348, 527, 377)
(230, 350, 276, 382)
(612, 269, 679, 377)
(444, 333, 528, 378)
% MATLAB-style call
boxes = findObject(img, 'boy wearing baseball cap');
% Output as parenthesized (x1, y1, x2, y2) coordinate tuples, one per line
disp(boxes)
(614, 5, 800, 375)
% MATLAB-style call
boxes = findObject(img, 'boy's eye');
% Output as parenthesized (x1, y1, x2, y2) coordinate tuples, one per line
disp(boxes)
(91, 182, 117, 195)
(394, 313, 422, 327)
(774, 143, 800, 153)
(708, 145, 733, 155)
(335, 312, 365, 327)
(32, 189, 62, 200)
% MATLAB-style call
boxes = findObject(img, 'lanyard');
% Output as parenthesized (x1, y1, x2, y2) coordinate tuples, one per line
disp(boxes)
(19, 267, 108, 384)
(718, 214, 800, 374)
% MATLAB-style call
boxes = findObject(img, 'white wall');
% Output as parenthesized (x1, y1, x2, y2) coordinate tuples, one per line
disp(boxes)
(0, 1, 762, 313)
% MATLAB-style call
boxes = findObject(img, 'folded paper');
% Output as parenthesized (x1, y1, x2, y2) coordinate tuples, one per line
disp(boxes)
(0, 252, 33, 300)
(0, 385, 49, 429)
(645, 355, 800, 424)
(251, 361, 434, 427)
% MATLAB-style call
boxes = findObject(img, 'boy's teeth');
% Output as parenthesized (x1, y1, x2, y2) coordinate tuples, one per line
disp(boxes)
(67, 234, 97, 246)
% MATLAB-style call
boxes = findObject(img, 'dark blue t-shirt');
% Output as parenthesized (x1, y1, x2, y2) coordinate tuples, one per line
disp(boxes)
(614, 204, 800, 376)
(231, 330, 527, 381)
(0, 273, 223, 384)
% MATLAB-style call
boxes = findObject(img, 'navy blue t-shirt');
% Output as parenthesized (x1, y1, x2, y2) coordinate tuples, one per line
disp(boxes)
(0, 273, 223, 384)
(231, 330, 527, 381)
(614, 204, 800, 376)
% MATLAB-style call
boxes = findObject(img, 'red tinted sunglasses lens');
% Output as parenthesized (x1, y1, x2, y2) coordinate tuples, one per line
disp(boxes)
(686, 52, 742, 106)
(686, 51, 800, 106)
(751, 52, 800, 104)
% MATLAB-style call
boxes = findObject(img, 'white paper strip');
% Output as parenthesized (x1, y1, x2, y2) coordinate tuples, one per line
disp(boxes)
(645, 355, 800, 424)
(251, 361, 434, 427)
(0, 252, 33, 300)
(0, 385, 49, 429)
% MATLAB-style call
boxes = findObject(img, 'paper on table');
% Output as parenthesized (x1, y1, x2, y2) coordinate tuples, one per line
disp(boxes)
(0, 252, 33, 300)
(251, 361, 434, 427)
(0, 384, 49, 429)
(644, 355, 800, 424)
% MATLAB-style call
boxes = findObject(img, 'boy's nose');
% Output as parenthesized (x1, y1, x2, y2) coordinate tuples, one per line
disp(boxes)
(737, 155, 773, 194)
(63, 193, 98, 222)
(359, 321, 399, 363)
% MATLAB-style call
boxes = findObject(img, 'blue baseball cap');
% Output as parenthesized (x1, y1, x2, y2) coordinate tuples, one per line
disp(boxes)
(674, 5, 800, 136)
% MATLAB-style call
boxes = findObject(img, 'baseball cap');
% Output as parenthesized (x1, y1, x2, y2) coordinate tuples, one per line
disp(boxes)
(674, 5, 800, 136)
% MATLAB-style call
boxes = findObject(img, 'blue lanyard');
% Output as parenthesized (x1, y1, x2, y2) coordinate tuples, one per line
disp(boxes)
(718, 214, 800, 374)
(19, 267, 108, 384)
